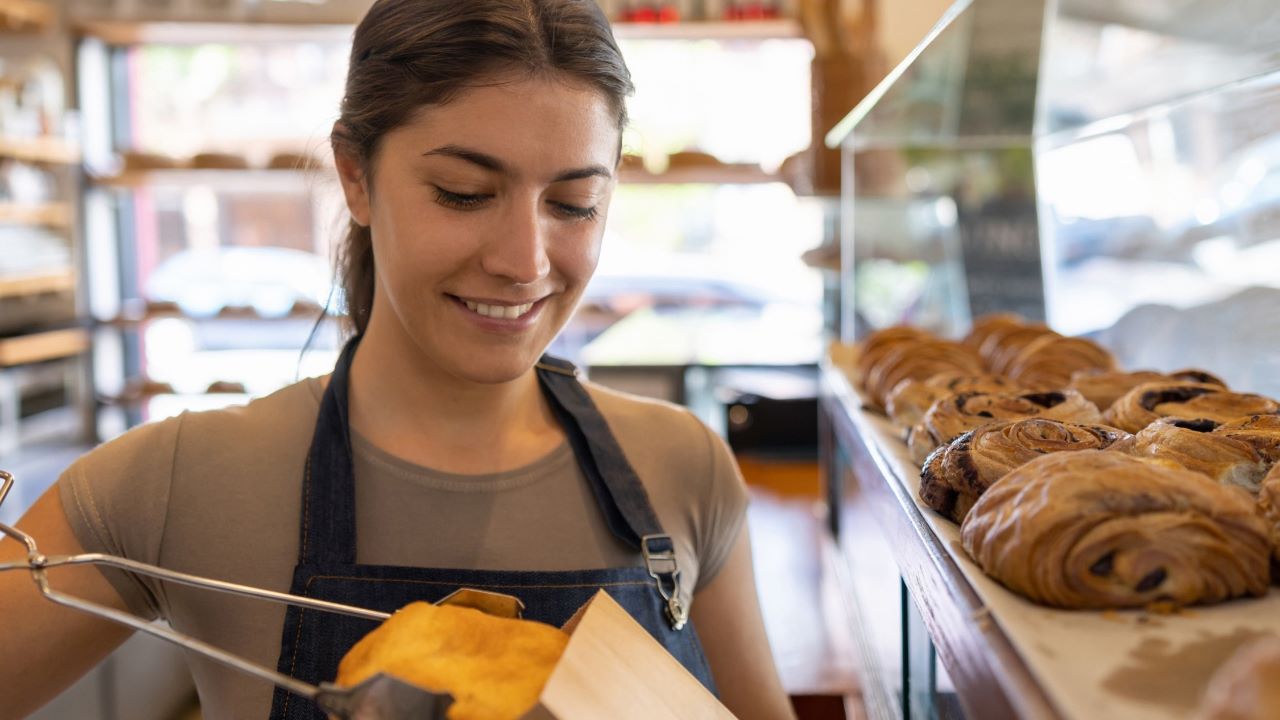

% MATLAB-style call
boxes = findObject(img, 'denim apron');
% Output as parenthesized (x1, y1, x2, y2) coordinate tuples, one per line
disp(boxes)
(267, 338, 718, 719)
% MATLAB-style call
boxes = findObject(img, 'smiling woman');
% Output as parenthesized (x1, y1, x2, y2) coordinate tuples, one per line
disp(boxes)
(0, 2, 795, 720)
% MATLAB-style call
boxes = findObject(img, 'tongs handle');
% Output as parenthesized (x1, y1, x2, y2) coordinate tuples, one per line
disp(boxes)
(0, 470, 392, 715)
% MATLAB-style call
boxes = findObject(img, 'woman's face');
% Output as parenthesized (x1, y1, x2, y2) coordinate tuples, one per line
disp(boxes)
(337, 73, 619, 383)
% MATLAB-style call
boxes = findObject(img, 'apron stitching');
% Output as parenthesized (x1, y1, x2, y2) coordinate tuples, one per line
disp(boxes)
(300, 457, 312, 562)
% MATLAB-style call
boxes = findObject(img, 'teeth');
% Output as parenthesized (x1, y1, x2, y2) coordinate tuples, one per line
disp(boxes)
(462, 299, 535, 320)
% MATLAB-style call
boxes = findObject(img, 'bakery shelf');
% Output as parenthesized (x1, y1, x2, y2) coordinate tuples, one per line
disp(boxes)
(618, 163, 782, 185)
(819, 356, 1280, 720)
(101, 301, 332, 326)
(0, 136, 80, 165)
(0, 269, 76, 300)
(0, 202, 73, 229)
(72, 20, 355, 45)
(0, 0, 55, 33)
(0, 327, 90, 368)
(820, 359, 1055, 720)
(611, 19, 803, 41)
(89, 166, 327, 189)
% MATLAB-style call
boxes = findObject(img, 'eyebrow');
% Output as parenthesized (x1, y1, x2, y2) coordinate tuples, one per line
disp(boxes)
(422, 144, 612, 183)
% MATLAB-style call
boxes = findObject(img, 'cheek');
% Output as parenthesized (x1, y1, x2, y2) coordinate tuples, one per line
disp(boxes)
(555, 230, 603, 286)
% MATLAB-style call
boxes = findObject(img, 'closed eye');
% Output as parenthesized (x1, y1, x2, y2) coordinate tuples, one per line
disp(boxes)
(550, 201, 599, 222)
(434, 186, 492, 210)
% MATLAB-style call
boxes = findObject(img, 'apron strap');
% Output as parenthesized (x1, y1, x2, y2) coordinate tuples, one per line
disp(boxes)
(536, 356, 688, 629)
(299, 337, 361, 566)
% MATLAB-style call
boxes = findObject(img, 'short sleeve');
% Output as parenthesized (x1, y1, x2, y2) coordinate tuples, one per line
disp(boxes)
(691, 418, 750, 591)
(57, 414, 184, 619)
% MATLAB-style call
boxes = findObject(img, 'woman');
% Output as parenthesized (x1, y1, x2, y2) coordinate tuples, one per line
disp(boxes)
(0, 1, 794, 718)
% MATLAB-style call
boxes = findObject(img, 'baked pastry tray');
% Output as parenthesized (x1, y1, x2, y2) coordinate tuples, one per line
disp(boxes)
(826, 362, 1280, 720)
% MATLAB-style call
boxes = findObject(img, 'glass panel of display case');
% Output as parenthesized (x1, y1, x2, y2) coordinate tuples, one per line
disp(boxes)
(1039, 0, 1280, 137)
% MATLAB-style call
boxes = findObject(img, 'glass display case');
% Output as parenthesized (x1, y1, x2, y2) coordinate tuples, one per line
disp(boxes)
(829, 0, 1280, 369)
(823, 1, 1280, 718)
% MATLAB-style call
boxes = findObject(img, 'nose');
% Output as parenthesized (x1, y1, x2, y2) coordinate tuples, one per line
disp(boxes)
(480, 195, 551, 284)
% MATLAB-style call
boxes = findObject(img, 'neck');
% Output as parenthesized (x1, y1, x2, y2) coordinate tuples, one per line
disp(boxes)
(345, 324, 562, 474)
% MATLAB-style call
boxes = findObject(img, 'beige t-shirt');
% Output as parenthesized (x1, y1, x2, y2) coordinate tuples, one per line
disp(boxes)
(58, 376, 748, 720)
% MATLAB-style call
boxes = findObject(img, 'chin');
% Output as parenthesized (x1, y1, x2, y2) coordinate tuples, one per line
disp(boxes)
(446, 349, 543, 385)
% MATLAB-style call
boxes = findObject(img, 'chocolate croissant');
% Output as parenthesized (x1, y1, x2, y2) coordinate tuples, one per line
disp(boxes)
(1004, 335, 1118, 391)
(963, 313, 1025, 352)
(907, 389, 1102, 466)
(1104, 382, 1280, 433)
(863, 339, 985, 412)
(981, 324, 1060, 375)
(1069, 368, 1230, 413)
(1215, 415, 1280, 465)
(854, 326, 931, 391)
(919, 418, 1129, 523)
(885, 372, 1024, 435)
(961, 451, 1271, 609)
(1114, 418, 1268, 493)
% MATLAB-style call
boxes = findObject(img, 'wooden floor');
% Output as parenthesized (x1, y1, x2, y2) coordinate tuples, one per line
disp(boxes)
(741, 456, 866, 720)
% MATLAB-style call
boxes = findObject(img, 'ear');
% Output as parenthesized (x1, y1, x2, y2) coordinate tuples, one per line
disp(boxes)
(332, 122, 372, 227)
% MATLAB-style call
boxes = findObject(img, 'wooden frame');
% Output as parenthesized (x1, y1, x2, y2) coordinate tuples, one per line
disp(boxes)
(819, 359, 1059, 720)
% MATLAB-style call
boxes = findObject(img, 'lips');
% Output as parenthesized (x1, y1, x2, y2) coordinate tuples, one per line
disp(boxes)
(449, 294, 546, 323)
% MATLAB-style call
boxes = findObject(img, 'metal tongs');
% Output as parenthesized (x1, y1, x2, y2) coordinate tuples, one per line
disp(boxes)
(0, 469, 504, 719)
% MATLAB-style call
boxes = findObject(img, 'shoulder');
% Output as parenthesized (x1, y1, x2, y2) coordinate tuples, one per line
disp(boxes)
(584, 380, 715, 467)
(171, 376, 323, 463)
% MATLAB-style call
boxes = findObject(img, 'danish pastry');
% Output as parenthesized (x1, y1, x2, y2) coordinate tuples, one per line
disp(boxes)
(960, 451, 1271, 609)
(907, 390, 1102, 466)
(1215, 415, 1280, 465)
(919, 418, 1129, 523)
(885, 372, 1023, 434)
(1104, 382, 1280, 433)
(1114, 418, 1268, 493)
(853, 327, 931, 397)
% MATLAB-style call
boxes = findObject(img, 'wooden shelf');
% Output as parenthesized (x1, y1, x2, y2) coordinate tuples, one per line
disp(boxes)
(0, 328, 89, 368)
(619, 163, 783, 185)
(92, 164, 782, 188)
(0, 136, 80, 165)
(612, 19, 803, 40)
(0, 202, 73, 229)
(73, 20, 355, 45)
(0, 269, 76, 300)
(90, 167, 326, 189)
(72, 18, 803, 44)
(103, 301, 331, 326)
(0, 0, 55, 33)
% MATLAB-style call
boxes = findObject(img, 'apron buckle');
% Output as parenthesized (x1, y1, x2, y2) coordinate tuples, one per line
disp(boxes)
(641, 534, 688, 631)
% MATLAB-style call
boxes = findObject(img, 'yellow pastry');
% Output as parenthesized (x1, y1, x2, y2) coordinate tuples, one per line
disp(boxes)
(335, 602, 569, 720)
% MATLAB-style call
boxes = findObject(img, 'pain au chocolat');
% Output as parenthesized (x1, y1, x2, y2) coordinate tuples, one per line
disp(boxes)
(1114, 418, 1269, 493)
(1215, 415, 1280, 465)
(1004, 335, 1118, 391)
(862, 339, 985, 412)
(1068, 369, 1226, 413)
(908, 390, 1103, 466)
(960, 451, 1271, 610)
(919, 418, 1129, 523)
(1104, 382, 1280, 433)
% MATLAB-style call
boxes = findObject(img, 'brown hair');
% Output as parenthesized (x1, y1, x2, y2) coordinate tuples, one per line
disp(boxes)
(330, 0, 633, 336)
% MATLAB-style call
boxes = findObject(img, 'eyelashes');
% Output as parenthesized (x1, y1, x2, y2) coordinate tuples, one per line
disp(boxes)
(432, 186, 599, 222)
